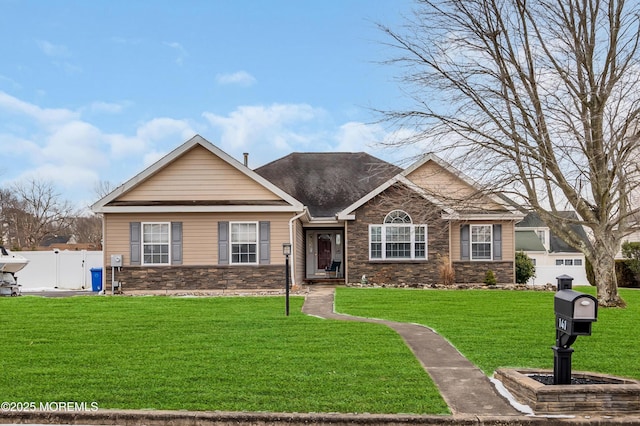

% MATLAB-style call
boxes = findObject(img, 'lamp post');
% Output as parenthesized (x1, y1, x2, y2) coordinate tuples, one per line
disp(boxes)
(54, 248, 60, 288)
(282, 243, 291, 316)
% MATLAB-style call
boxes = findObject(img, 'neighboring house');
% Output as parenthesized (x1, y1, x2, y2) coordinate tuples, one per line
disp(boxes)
(515, 212, 589, 286)
(92, 135, 524, 291)
(616, 228, 640, 259)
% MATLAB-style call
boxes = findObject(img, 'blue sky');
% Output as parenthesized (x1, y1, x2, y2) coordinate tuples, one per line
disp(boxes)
(0, 0, 419, 211)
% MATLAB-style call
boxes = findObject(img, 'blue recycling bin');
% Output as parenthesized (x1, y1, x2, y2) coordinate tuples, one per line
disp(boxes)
(90, 268, 103, 292)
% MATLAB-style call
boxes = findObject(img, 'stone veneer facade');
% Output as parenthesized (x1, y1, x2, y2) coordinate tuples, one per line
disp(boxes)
(347, 189, 450, 286)
(347, 185, 515, 285)
(104, 265, 284, 292)
(453, 261, 514, 284)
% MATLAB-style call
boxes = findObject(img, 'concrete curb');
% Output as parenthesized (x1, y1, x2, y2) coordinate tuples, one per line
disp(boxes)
(2, 409, 640, 425)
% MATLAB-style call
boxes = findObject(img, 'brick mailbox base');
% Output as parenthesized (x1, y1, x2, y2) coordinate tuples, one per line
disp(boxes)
(495, 368, 640, 415)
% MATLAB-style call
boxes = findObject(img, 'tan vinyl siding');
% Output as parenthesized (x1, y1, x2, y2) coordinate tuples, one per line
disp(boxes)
(118, 145, 281, 202)
(503, 221, 515, 259)
(451, 222, 461, 261)
(407, 161, 504, 211)
(451, 220, 515, 261)
(293, 219, 305, 285)
(103, 212, 293, 266)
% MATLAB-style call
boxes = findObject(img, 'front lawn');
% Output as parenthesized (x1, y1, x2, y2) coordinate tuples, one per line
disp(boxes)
(336, 287, 640, 379)
(0, 296, 447, 414)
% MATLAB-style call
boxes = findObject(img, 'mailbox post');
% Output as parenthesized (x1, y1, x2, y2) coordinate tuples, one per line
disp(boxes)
(552, 275, 598, 384)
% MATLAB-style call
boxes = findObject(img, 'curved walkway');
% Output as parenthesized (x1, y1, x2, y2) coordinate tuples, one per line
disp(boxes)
(301, 285, 519, 417)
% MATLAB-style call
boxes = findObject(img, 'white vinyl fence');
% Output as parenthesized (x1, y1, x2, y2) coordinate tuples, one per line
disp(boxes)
(13, 251, 103, 291)
(527, 265, 589, 287)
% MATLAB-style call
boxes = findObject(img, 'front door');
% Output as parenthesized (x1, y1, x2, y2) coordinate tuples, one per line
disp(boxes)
(317, 234, 332, 270)
(305, 230, 344, 279)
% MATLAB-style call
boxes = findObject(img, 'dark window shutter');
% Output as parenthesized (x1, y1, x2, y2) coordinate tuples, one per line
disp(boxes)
(218, 221, 229, 265)
(130, 222, 141, 265)
(460, 224, 470, 260)
(493, 224, 502, 260)
(259, 221, 270, 264)
(171, 222, 183, 265)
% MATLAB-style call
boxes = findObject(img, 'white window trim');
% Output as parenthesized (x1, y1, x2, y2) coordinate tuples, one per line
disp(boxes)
(142, 222, 171, 266)
(230, 221, 259, 265)
(470, 224, 493, 261)
(369, 223, 428, 261)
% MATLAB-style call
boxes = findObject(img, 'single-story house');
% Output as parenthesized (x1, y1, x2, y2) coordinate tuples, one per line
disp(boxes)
(515, 211, 589, 286)
(91, 135, 524, 291)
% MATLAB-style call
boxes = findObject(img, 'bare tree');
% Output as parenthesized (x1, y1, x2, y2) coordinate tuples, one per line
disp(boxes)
(70, 214, 102, 247)
(379, 0, 640, 306)
(0, 188, 23, 249)
(94, 180, 116, 200)
(10, 178, 77, 249)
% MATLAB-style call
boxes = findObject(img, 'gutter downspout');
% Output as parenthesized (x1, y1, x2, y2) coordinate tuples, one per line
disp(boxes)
(101, 215, 106, 294)
(288, 209, 308, 287)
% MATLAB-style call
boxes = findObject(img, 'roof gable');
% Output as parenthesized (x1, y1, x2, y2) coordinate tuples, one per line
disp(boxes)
(92, 135, 304, 213)
(404, 154, 515, 214)
(338, 154, 522, 220)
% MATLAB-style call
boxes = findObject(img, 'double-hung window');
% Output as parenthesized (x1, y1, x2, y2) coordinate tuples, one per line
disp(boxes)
(230, 222, 258, 264)
(470, 225, 492, 260)
(369, 210, 427, 260)
(142, 222, 170, 265)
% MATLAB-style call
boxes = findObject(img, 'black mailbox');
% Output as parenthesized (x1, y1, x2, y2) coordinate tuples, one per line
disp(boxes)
(554, 289, 598, 336)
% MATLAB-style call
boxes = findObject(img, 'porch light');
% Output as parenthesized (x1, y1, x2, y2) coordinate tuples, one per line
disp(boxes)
(282, 243, 292, 256)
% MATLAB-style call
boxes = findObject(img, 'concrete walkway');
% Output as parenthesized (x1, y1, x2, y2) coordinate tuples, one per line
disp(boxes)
(301, 285, 520, 416)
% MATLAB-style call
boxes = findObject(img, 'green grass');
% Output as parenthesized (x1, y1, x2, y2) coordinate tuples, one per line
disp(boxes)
(0, 296, 448, 414)
(336, 287, 640, 379)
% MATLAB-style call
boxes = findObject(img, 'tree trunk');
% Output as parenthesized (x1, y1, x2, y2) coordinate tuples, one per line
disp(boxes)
(591, 248, 626, 308)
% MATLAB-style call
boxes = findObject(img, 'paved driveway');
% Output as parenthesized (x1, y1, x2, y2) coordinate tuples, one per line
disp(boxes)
(20, 290, 98, 298)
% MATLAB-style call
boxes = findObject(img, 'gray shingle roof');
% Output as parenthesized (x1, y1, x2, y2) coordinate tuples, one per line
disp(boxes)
(255, 152, 401, 217)
(515, 230, 547, 251)
(516, 211, 588, 253)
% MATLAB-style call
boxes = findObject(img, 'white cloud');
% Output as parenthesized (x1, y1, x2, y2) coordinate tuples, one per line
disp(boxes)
(14, 164, 100, 195)
(203, 103, 324, 154)
(35, 40, 81, 73)
(0, 91, 79, 124)
(216, 71, 257, 87)
(36, 40, 70, 58)
(203, 103, 329, 166)
(0, 134, 41, 158)
(136, 117, 195, 143)
(53, 61, 82, 74)
(88, 101, 129, 114)
(105, 134, 145, 158)
(142, 150, 167, 167)
(164, 41, 188, 66)
(43, 120, 106, 168)
(0, 74, 21, 90)
(106, 118, 195, 159)
(334, 121, 381, 152)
